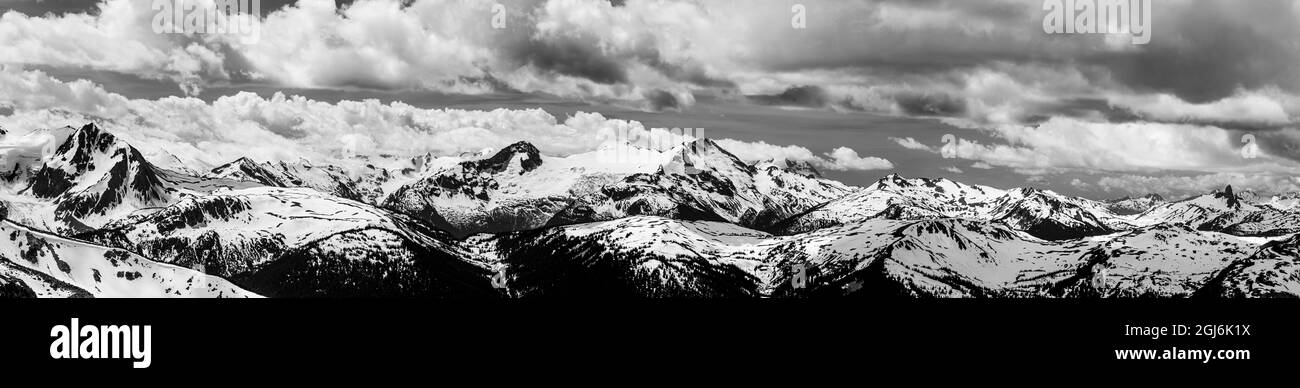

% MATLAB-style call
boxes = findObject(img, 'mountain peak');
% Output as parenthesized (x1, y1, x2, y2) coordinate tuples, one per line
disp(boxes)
(682, 138, 721, 153)
(1215, 185, 1241, 208)
(783, 159, 822, 178)
(211, 157, 261, 172)
(467, 141, 542, 174)
(876, 173, 909, 186)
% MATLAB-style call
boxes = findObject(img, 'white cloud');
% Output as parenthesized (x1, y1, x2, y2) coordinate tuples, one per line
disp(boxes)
(943, 117, 1300, 174)
(890, 136, 934, 152)
(713, 139, 893, 172)
(942, 166, 963, 174)
(1110, 88, 1298, 126)
(822, 146, 894, 171)
(0, 66, 891, 174)
(1098, 173, 1300, 197)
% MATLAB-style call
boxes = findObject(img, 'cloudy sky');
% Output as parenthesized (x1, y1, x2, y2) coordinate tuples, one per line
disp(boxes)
(0, 0, 1297, 199)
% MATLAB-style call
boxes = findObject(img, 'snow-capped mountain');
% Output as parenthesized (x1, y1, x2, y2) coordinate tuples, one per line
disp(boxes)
(480, 215, 1289, 298)
(2, 122, 1298, 299)
(1260, 193, 1300, 212)
(1135, 185, 1300, 237)
(77, 186, 494, 297)
(1052, 224, 1258, 297)
(0, 219, 256, 298)
(385, 139, 852, 236)
(206, 157, 392, 204)
(1105, 194, 1165, 215)
(773, 174, 1116, 240)
(20, 123, 172, 231)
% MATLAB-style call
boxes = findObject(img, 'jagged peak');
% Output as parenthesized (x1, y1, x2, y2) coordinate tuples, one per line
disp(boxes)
(466, 141, 542, 173)
(681, 137, 721, 152)
(782, 159, 822, 178)
(1213, 185, 1241, 208)
(870, 174, 967, 190)
(210, 157, 269, 175)
(872, 173, 911, 187)
(498, 141, 541, 156)
(67, 122, 115, 144)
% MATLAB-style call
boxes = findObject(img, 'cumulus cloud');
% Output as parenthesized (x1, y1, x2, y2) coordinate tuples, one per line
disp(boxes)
(713, 138, 893, 172)
(0, 66, 890, 173)
(5, 0, 1296, 118)
(822, 146, 894, 171)
(3, 0, 1299, 196)
(1098, 173, 1300, 197)
(890, 136, 933, 152)
(1110, 88, 1299, 127)
(933, 117, 1300, 174)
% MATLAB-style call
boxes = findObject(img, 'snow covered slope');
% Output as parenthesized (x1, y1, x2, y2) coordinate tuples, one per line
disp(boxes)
(478, 215, 1281, 298)
(774, 175, 1116, 240)
(206, 157, 392, 204)
(1135, 185, 1300, 237)
(0, 219, 257, 298)
(1200, 235, 1300, 298)
(80, 187, 418, 277)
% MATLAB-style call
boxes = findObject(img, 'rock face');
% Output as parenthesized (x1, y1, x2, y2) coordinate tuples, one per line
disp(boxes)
(24, 123, 171, 231)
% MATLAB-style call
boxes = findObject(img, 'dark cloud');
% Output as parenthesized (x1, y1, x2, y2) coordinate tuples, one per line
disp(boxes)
(642, 89, 680, 111)
(0, 0, 299, 17)
(510, 37, 629, 85)
(893, 92, 966, 117)
(1089, 0, 1300, 102)
(0, 0, 101, 16)
(748, 86, 831, 108)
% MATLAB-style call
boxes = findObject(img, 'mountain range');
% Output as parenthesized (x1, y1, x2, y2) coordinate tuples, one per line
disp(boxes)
(1, 123, 1298, 298)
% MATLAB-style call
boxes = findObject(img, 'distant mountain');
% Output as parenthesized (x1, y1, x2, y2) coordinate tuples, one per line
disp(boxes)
(1260, 193, 1300, 211)
(1105, 194, 1165, 215)
(1135, 185, 1300, 237)
(207, 157, 391, 204)
(481, 215, 1282, 298)
(386, 139, 852, 236)
(986, 188, 1113, 240)
(773, 174, 1114, 240)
